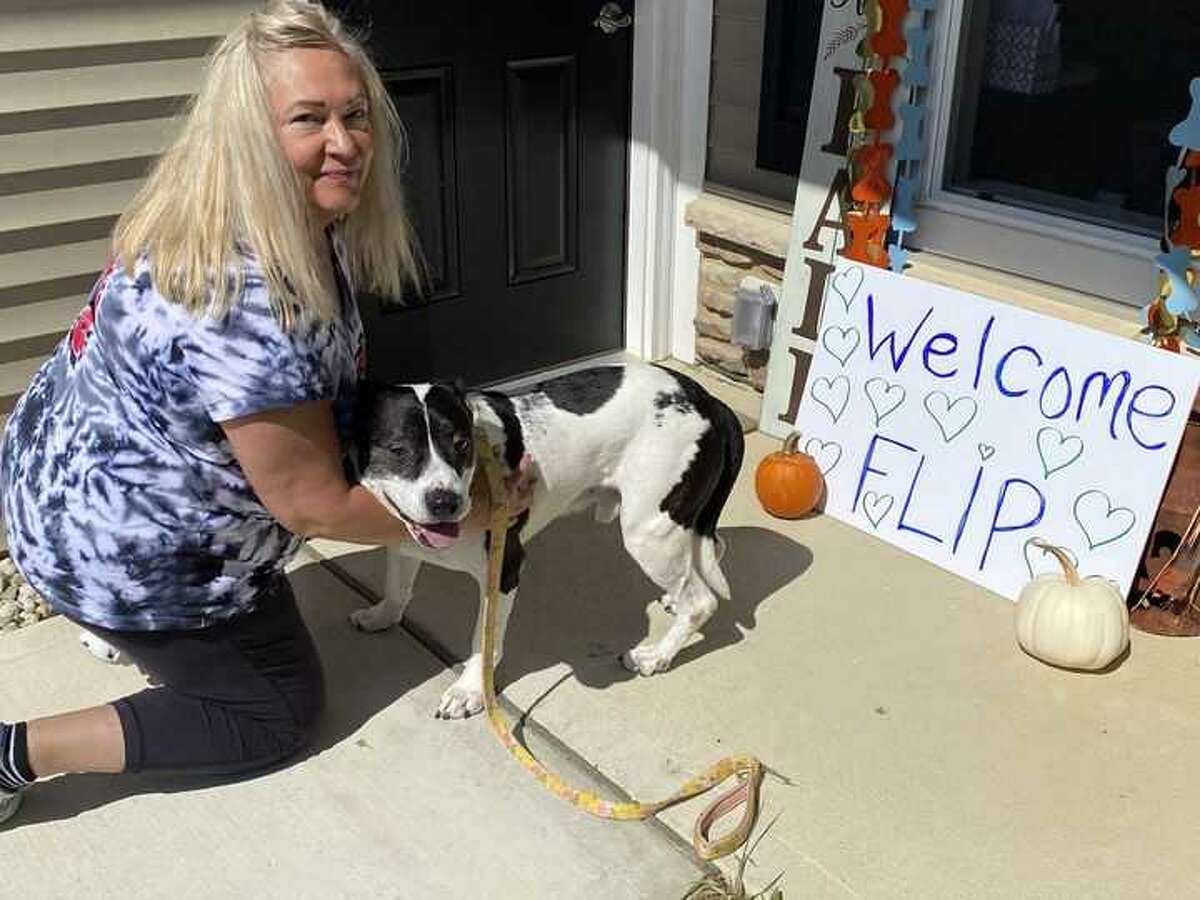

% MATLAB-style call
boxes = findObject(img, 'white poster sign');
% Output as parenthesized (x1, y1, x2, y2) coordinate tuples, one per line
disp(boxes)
(792, 261, 1200, 600)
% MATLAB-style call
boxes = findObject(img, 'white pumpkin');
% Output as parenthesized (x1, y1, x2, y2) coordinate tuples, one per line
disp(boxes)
(1015, 539, 1130, 670)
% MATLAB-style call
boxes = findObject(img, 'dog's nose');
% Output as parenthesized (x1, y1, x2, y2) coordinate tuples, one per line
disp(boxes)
(425, 488, 461, 519)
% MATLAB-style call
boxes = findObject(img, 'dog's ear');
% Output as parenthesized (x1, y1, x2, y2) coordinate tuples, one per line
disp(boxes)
(450, 378, 479, 426)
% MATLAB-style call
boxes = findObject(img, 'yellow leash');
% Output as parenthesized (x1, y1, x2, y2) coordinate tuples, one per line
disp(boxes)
(473, 428, 765, 861)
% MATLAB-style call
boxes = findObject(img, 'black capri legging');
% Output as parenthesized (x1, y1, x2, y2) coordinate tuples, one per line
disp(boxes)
(79, 578, 326, 776)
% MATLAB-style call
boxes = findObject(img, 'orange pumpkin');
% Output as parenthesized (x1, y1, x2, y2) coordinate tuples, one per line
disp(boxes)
(755, 433, 825, 518)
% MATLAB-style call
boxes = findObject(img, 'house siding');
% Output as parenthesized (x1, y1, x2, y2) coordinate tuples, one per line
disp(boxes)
(0, 0, 256, 419)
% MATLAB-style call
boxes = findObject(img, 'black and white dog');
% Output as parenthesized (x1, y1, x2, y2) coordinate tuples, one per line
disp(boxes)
(350, 362, 744, 719)
(80, 362, 745, 719)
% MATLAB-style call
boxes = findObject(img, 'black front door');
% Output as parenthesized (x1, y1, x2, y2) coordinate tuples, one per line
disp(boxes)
(334, 1, 633, 387)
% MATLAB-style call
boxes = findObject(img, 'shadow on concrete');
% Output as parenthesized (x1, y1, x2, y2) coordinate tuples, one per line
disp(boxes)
(7, 517, 809, 829)
(8, 559, 444, 829)
(332, 516, 812, 695)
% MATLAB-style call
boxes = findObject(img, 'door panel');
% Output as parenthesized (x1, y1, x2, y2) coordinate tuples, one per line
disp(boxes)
(505, 56, 578, 285)
(384, 67, 461, 303)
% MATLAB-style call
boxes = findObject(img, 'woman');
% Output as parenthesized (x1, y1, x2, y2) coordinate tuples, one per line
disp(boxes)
(0, 1, 502, 825)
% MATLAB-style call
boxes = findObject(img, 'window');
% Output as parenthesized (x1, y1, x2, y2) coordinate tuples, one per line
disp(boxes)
(755, 0, 824, 178)
(917, 0, 1200, 304)
(704, 0, 821, 207)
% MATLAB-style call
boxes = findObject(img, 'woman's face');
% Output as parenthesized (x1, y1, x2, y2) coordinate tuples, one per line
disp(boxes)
(266, 48, 373, 228)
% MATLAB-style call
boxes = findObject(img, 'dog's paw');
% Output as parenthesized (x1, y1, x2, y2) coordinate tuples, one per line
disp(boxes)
(349, 603, 402, 633)
(620, 645, 673, 677)
(435, 684, 484, 720)
(80, 631, 121, 664)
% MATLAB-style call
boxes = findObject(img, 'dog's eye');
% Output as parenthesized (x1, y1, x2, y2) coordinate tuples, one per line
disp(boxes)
(453, 437, 471, 456)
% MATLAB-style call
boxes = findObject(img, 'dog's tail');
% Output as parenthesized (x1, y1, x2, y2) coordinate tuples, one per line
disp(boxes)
(695, 398, 744, 601)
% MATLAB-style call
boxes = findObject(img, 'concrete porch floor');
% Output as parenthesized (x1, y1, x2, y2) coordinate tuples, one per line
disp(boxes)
(4, 362, 1200, 898)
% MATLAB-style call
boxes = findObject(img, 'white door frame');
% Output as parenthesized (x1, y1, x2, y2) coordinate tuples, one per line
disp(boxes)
(624, 0, 713, 365)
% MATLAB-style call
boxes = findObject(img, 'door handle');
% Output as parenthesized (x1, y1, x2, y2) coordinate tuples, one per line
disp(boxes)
(593, 2, 631, 34)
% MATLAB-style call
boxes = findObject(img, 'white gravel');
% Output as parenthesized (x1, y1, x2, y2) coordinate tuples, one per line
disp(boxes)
(0, 555, 55, 632)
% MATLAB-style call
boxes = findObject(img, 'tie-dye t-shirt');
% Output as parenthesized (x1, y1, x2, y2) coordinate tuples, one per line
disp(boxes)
(0, 240, 364, 631)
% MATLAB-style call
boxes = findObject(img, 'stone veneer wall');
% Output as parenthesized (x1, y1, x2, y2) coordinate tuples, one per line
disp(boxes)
(684, 193, 793, 392)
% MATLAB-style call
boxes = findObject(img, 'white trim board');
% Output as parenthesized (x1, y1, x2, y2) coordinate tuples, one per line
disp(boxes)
(624, 0, 714, 364)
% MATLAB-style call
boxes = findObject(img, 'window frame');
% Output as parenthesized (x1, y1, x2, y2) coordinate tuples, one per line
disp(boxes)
(915, 0, 1159, 306)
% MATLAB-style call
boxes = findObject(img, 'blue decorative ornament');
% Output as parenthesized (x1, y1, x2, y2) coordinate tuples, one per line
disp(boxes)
(891, 174, 918, 233)
(895, 104, 925, 162)
(1167, 78, 1200, 150)
(902, 23, 933, 87)
(888, 242, 909, 273)
(1156, 246, 1200, 316)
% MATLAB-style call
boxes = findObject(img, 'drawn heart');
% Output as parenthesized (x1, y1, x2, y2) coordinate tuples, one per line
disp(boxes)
(830, 266, 865, 312)
(810, 375, 851, 423)
(1073, 490, 1136, 550)
(1036, 426, 1084, 478)
(977, 443, 995, 462)
(864, 377, 905, 426)
(821, 325, 861, 367)
(923, 391, 978, 443)
(803, 437, 843, 475)
(1022, 538, 1080, 580)
(862, 491, 894, 529)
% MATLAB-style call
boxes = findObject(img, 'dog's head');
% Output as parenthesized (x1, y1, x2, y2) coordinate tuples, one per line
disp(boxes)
(354, 381, 477, 549)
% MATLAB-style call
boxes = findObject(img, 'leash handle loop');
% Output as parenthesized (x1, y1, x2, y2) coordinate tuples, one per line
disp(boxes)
(692, 768, 763, 860)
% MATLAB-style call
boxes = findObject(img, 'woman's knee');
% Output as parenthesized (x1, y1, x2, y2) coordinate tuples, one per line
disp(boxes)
(277, 658, 326, 757)
(221, 653, 325, 769)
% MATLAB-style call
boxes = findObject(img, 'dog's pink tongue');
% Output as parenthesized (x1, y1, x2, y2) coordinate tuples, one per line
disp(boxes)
(416, 521, 460, 549)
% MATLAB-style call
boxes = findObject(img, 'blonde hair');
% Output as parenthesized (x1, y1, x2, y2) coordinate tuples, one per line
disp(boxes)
(113, 0, 419, 327)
